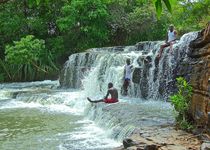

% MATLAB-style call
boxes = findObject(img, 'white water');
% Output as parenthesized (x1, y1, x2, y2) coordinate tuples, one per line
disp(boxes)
(0, 80, 174, 149)
(0, 81, 121, 150)
(60, 32, 197, 100)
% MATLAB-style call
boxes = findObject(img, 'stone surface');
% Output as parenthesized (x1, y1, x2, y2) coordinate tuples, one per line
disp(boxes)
(123, 138, 137, 148)
(132, 67, 142, 84)
(201, 142, 210, 150)
(144, 144, 158, 150)
(177, 23, 210, 127)
(115, 126, 201, 150)
(86, 91, 203, 150)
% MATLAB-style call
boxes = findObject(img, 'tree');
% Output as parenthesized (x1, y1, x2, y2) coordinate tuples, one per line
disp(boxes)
(171, 0, 210, 34)
(57, 0, 110, 51)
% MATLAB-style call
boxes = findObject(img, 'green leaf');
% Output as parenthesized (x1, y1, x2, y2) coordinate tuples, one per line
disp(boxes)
(170, 0, 177, 5)
(163, 0, 172, 13)
(36, 0, 41, 5)
(28, 0, 34, 8)
(155, 0, 162, 19)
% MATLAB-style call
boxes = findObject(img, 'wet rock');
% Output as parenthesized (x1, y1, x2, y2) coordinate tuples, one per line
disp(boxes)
(144, 144, 158, 150)
(140, 79, 149, 98)
(201, 142, 210, 150)
(123, 138, 137, 149)
(208, 112, 210, 128)
(163, 145, 187, 150)
(192, 128, 204, 135)
(132, 68, 142, 84)
(127, 146, 141, 150)
(136, 41, 159, 51)
(176, 23, 210, 127)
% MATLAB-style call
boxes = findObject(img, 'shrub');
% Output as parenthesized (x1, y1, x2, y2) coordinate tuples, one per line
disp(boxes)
(4, 35, 58, 81)
(170, 77, 193, 130)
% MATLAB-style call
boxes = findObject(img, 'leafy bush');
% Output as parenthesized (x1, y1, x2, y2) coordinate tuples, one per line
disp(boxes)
(170, 77, 193, 130)
(4, 35, 58, 81)
(5, 35, 45, 65)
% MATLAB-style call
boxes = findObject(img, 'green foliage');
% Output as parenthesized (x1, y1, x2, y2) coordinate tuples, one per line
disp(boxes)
(124, 1, 170, 43)
(154, 0, 175, 18)
(0, 1, 25, 44)
(57, 0, 110, 50)
(171, 0, 210, 33)
(0, 73, 4, 82)
(5, 35, 45, 65)
(4, 35, 58, 81)
(179, 119, 194, 130)
(155, 0, 163, 18)
(46, 37, 65, 60)
(170, 77, 193, 130)
(0, 0, 209, 82)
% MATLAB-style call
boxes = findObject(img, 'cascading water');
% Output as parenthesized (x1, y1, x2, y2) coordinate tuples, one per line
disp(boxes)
(0, 81, 121, 150)
(60, 32, 198, 99)
(0, 32, 198, 150)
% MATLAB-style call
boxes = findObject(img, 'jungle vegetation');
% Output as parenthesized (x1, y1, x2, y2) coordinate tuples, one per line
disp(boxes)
(0, 0, 209, 82)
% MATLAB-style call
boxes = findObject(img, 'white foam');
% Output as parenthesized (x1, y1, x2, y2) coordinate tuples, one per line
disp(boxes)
(57, 121, 121, 150)
(0, 101, 83, 115)
(0, 101, 42, 110)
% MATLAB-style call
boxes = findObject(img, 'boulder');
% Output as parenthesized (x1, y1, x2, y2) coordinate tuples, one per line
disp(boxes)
(201, 142, 210, 150)
(144, 144, 158, 150)
(123, 138, 137, 149)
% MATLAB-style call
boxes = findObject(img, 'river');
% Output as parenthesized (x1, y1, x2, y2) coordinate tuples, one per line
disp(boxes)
(0, 80, 174, 150)
(0, 81, 121, 150)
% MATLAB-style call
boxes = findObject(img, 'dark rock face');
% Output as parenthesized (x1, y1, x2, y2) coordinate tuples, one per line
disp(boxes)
(123, 138, 137, 149)
(144, 144, 158, 150)
(176, 23, 210, 126)
(132, 68, 142, 84)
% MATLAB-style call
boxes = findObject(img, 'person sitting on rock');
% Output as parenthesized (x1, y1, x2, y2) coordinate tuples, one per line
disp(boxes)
(158, 24, 177, 59)
(87, 82, 118, 103)
(122, 58, 133, 96)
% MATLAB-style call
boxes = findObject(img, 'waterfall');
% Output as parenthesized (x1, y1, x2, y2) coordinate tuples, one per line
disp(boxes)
(56, 32, 198, 142)
(60, 32, 198, 100)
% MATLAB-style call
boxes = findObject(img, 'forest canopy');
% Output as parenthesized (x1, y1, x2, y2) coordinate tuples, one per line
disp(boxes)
(0, 0, 209, 82)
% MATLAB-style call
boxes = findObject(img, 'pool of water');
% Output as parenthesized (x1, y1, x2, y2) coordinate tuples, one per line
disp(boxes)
(0, 80, 175, 150)
(0, 81, 121, 150)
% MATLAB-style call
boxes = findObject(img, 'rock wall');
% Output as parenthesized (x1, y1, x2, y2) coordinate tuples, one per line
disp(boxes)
(177, 22, 210, 127)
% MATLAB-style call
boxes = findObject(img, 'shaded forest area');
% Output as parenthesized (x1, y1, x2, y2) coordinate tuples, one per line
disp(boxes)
(0, 0, 209, 82)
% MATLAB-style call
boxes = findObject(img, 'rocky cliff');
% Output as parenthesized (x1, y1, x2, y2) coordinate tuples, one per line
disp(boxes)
(177, 22, 210, 127)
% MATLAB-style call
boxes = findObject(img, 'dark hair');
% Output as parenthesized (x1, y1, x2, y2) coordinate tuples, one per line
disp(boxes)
(108, 82, 113, 88)
(126, 58, 131, 64)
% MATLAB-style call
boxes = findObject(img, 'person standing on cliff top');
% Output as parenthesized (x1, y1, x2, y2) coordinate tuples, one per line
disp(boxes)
(87, 82, 118, 103)
(122, 58, 133, 96)
(157, 24, 177, 59)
